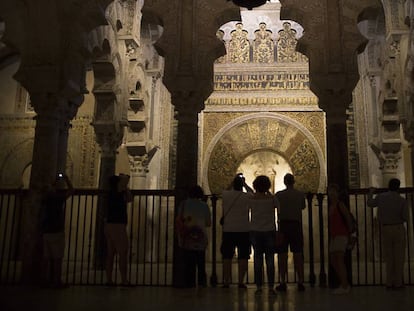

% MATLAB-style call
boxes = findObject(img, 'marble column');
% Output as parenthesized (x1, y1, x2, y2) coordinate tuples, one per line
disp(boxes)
(319, 94, 351, 190)
(319, 92, 353, 289)
(171, 92, 204, 287)
(173, 95, 204, 201)
(57, 97, 83, 174)
(22, 93, 71, 285)
(96, 133, 121, 190)
(56, 119, 71, 175)
(29, 94, 66, 188)
(93, 127, 124, 268)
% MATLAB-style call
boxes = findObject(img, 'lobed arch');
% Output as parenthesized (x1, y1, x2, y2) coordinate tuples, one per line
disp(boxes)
(202, 112, 326, 195)
(0, 138, 33, 188)
(105, 0, 126, 32)
(381, 0, 408, 33)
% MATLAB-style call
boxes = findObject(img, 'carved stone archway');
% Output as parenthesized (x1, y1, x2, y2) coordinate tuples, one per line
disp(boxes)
(203, 112, 326, 194)
(0, 138, 34, 188)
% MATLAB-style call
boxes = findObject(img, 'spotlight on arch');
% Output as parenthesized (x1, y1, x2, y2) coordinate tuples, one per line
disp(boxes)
(228, 0, 268, 10)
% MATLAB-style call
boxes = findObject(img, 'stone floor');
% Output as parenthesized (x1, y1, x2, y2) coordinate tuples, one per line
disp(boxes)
(1, 284, 413, 311)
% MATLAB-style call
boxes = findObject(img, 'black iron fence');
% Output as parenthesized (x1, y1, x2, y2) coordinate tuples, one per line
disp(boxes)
(1, 188, 414, 286)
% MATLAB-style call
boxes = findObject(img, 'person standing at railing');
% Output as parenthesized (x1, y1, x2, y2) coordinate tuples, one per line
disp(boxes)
(327, 183, 352, 295)
(248, 175, 279, 296)
(176, 185, 211, 288)
(105, 174, 132, 287)
(367, 178, 408, 290)
(220, 173, 253, 288)
(40, 173, 73, 288)
(275, 173, 306, 292)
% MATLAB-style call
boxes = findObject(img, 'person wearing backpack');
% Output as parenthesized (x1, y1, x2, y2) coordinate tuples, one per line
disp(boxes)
(367, 178, 408, 290)
(176, 185, 211, 287)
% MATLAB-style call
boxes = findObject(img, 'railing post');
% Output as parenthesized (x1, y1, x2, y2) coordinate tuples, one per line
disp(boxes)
(317, 193, 327, 287)
(210, 194, 218, 287)
(306, 192, 316, 287)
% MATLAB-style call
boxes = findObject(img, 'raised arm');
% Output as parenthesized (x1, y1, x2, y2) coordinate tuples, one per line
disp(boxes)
(366, 187, 378, 207)
(243, 179, 254, 193)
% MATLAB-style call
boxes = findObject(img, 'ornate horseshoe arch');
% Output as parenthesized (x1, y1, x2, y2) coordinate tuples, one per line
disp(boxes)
(202, 112, 326, 194)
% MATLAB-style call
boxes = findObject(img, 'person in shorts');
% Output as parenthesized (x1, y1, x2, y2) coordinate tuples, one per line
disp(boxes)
(220, 174, 253, 288)
(275, 173, 306, 292)
(41, 174, 73, 288)
(105, 174, 132, 286)
(249, 175, 279, 296)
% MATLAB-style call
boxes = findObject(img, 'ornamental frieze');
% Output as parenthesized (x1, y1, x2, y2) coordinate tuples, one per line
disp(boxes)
(206, 97, 318, 106)
(213, 72, 310, 91)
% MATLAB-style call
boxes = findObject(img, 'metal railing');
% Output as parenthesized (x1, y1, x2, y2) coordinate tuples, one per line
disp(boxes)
(1, 188, 414, 286)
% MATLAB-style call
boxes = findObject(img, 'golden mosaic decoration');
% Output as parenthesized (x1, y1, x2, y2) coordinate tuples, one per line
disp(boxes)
(206, 115, 323, 194)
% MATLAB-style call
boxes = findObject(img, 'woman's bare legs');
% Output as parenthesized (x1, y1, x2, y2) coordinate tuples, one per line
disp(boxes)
(330, 251, 349, 288)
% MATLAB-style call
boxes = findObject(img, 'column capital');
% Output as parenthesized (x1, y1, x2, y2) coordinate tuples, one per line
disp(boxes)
(129, 154, 150, 178)
(317, 90, 352, 126)
(171, 91, 207, 126)
(94, 123, 124, 158)
(382, 152, 402, 172)
(28, 92, 82, 130)
(142, 0, 240, 99)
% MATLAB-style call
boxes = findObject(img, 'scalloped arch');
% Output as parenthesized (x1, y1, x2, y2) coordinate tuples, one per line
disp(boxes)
(0, 138, 34, 188)
(203, 113, 326, 194)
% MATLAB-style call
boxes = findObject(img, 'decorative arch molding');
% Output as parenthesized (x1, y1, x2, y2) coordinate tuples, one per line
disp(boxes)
(89, 26, 119, 65)
(202, 112, 326, 194)
(0, 137, 75, 188)
(0, 138, 33, 188)
(106, 0, 127, 32)
(381, 0, 407, 32)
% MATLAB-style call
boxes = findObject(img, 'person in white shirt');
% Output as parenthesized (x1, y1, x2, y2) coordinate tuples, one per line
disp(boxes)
(249, 175, 279, 296)
(221, 174, 253, 288)
(367, 178, 408, 289)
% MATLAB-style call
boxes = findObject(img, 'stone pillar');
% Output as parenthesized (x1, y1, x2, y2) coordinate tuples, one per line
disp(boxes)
(56, 119, 71, 175)
(319, 94, 351, 189)
(29, 94, 68, 188)
(92, 127, 123, 268)
(142, 0, 240, 288)
(171, 93, 204, 287)
(173, 94, 204, 199)
(22, 93, 71, 285)
(319, 92, 353, 288)
(56, 97, 83, 174)
(403, 124, 414, 187)
(96, 131, 123, 189)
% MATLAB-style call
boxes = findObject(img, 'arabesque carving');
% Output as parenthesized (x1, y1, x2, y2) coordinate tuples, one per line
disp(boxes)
(253, 23, 274, 63)
(277, 22, 307, 63)
(229, 23, 250, 63)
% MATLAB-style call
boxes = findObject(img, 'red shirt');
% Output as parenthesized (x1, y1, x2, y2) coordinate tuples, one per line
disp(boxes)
(329, 204, 349, 237)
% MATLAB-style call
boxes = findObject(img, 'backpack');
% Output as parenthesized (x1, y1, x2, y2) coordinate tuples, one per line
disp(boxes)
(175, 201, 208, 251)
(177, 225, 208, 251)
